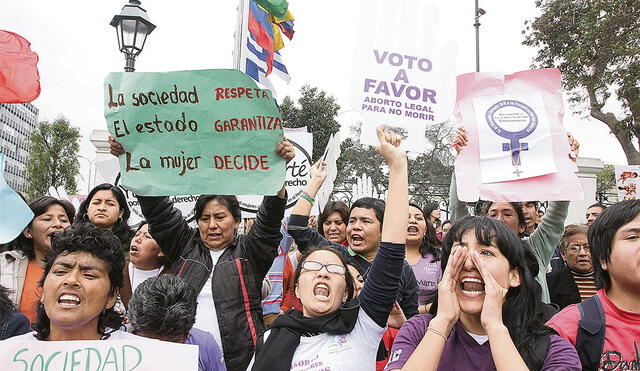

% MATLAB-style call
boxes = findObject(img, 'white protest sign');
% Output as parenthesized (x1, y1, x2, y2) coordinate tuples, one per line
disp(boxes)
(0, 339, 198, 370)
(473, 93, 557, 183)
(349, 0, 457, 152)
(315, 133, 341, 214)
(239, 127, 313, 218)
(615, 165, 640, 201)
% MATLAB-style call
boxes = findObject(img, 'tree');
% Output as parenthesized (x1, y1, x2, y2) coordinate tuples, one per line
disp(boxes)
(25, 116, 80, 200)
(523, 0, 640, 164)
(596, 164, 616, 193)
(279, 84, 341, 161)
(408, 122, 455, 185)
(335, 123, 387, 188)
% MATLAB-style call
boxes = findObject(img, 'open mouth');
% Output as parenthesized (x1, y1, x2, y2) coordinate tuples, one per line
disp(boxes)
(407, 226, 419, 234)
(350, 234, 364, 246)
(460, 277, 485, 297)
(58, 294, 81, 307)
(207, 233, 222, 239)
(130, 245, 139, 255)
(313, 283, 330, 299)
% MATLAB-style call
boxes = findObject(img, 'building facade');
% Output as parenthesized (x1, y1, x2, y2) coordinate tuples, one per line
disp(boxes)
(0, 103, 39, 193)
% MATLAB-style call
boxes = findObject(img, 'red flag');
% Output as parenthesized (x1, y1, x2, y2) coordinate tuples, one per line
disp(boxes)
(0, 30, 40, 103)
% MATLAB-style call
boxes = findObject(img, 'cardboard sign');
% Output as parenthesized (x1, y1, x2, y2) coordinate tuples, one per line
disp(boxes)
(104, 69, 285, 196)
(454, 68, 583, 202)
(615, 165, 640, 201)
(94, 127, 313, 224)
(238, 127, 313, 217)
(0, 339, 198, 370)
(349, 0, 457, 152)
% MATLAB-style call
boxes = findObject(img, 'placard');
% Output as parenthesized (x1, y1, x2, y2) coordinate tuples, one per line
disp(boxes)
(615, 165, 640, 201)
(104, 69, 285, 196)
(473, 93, 556, 183)
(454, 68, 583, 202)
(349, 0, 457, 152)
(0, 339, 198, 370)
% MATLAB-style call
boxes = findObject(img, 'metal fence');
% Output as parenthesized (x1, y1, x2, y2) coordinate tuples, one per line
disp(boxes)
(328, 181, 452, 218)
(595, 192, 618, 206)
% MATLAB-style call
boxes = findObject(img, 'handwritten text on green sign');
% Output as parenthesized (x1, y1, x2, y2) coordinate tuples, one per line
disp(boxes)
(104, 69, 285, 196)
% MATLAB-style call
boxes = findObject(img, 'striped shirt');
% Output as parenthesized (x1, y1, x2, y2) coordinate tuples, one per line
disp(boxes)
(571, 270, 597, 300)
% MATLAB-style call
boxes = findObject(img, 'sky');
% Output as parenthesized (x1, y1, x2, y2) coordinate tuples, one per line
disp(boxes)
(2, 0, 629, 193)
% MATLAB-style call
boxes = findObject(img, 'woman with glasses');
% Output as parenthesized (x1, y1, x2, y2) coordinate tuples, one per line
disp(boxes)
(546, 224, 596, 310)
(250, 126, 408, 371)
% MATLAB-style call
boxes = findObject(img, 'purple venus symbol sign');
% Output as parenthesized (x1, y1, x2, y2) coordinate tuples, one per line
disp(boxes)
(485, 100, 538, 176)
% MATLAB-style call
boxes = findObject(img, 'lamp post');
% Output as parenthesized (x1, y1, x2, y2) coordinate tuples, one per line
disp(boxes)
(474, 0, 486, 72)
(110, 0, 156, 72)
(78, 156, 95, 195)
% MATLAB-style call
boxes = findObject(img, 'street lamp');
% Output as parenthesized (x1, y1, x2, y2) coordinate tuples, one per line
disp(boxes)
(474, 1, 486, 72)
(110, 0, 156, 72)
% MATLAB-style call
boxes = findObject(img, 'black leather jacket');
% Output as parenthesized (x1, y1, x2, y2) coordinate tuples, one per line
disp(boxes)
(138, 194, 285, 371)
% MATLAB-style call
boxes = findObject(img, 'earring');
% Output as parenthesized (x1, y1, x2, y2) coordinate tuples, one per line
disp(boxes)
(116, 217, 123, 224)
(83, 213, 89, 221)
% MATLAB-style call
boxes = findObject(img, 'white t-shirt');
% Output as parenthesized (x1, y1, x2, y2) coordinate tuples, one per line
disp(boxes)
(193, 248, 226, 350)
(467, 331, 489, 345)
(248, 308, 385, 371)
(128, 263, 164, 294)
(7, 330, 149, 341)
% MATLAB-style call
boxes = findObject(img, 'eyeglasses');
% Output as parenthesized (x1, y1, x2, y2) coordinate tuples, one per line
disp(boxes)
(301, 261, 346, 275)
(566, 244, 590, 253)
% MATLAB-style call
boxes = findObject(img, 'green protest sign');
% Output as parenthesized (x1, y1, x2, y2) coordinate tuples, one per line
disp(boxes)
(104, 69, 284, 196)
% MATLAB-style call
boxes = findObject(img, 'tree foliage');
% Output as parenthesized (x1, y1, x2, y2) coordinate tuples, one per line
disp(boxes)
(279, 84, 341, 161)
(280, 85, 454, 192)
(25, 116, 80, 200)
(408, 123, 455, 185)
(523, 0, 640, 164)
(336, 123, 387, 189)
(596, 163, 616, 193)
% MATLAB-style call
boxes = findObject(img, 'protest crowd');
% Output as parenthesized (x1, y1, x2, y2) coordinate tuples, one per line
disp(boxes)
(0, 122, 638, 371)
(0, 1, 639, 369)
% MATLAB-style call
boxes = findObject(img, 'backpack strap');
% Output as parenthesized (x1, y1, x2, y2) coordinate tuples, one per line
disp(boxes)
(576, 295, 606, 371)
(533, 334, 551, 369)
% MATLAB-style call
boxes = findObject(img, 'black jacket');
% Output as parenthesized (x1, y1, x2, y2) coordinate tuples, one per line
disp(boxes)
(287, 214, 419, 319)
(0, 312, 31, 340)
(138, 194, 285, 371)
(546, 265, 581, 310)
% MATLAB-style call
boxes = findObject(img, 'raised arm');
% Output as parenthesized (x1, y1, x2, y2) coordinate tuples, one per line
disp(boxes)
(287, 160, 347, 254)
(528, 200, 569, 267)
(137, 196, 195, 264)
(358, 126, 408, 327)
(240, 137, 294, 278)
(449, 126, 470, 221)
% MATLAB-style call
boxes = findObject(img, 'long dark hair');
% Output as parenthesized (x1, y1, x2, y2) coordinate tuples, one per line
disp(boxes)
(75, 183, 132, 247)
(5, 196, 75, 260)
(33, 223, 126, 340)
(318, 201, 349, 239)
(441, 216, 556, 370)
(423, 202, 441, 224)
(294, 246, 356, 305)
(409, 203, 441, 261)
(0, 285, 16, 323)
